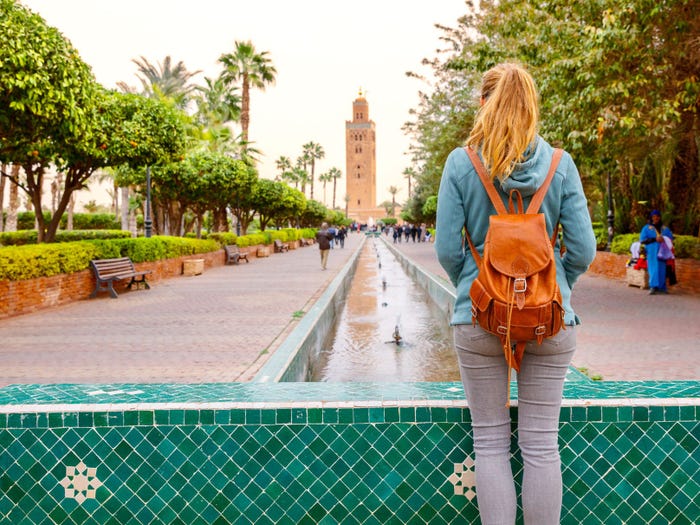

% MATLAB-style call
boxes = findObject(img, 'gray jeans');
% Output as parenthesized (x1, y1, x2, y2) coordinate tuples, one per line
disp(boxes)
(453, 324, 576, 525)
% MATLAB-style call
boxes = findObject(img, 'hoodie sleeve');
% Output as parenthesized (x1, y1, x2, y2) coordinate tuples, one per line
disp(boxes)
(559, 154, 597, 289)
(435, 150, 466, 287)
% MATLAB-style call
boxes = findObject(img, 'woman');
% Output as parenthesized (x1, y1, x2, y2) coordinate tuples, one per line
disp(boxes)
(640, 210, 673, 294)
(435, 63, 596, 524)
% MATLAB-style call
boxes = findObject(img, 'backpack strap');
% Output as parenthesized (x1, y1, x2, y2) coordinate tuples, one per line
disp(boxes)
(526, 148, 563, 213)
(463, 147, 564, 264)
(465, 147, 507, 215)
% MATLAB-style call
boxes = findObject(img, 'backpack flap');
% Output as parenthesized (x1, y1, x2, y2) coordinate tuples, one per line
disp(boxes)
(484, 212, 552, 309)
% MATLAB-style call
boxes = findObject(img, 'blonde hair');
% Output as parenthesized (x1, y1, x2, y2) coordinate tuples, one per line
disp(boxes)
(466, 63, 539, 181)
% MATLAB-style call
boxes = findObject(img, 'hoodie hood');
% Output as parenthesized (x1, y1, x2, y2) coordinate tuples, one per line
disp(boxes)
(498, 136, 551, 198)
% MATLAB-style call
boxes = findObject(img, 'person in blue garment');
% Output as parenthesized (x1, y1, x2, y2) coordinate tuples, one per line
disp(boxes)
(640, 210, 673, 294)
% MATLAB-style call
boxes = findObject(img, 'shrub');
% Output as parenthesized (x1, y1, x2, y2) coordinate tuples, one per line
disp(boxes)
(610, 233, 700, 259)
(16, 211, 120, 230)
(300, 228, 317, 240)
(0, 230, 38, 246)
(0, 229, 131, 246)
(0, 236, 220, 281)
(207, 232, 238, 246)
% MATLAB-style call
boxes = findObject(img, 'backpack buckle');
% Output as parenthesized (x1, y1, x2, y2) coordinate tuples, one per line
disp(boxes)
(497, 325, 508, 335)
(535, 326, 546, 336)
(514, 278, 527, 293)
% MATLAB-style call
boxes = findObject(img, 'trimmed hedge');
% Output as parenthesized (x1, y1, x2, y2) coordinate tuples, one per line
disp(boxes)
(0, 236, 220, 281)
(0, 230, 133, 246)
(12, 211, 121, 230)
(610, 233, 700, 259)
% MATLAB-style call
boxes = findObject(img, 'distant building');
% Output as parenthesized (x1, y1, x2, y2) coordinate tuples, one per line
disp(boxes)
(345, 91, 386, 224)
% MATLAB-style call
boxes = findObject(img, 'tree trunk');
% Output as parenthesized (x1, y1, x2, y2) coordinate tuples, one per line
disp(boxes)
(7, 165, 20, 231)
(0, 164, 6, 232)
(67, 194, 75, 230)
(129, 208, 137, 236)
(241, 76, 250, 144)
(668, 114, 700, 235)
(195, 213, 203, 239)
(120, 186, 130, 231)
(332, 178, 337, 209)
(310, 161, 315, 201)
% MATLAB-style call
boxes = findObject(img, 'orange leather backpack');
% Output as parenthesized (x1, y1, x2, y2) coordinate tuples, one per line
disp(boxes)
(464, 148, 565, 403)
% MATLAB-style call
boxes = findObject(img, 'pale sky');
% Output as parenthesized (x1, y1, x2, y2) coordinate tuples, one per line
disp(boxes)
(18, 0, 470, 210)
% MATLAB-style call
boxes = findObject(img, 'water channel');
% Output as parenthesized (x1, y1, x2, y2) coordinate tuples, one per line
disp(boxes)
(310, 238, 460, 382)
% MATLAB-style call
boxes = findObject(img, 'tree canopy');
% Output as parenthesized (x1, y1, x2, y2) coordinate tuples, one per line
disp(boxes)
(405, 0, 700, 235)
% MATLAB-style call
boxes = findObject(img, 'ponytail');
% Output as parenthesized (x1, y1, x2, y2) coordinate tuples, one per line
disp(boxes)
(466, 63, 539, 181)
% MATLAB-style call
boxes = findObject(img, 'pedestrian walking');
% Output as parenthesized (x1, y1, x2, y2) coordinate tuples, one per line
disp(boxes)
(315, 222, 333, 270)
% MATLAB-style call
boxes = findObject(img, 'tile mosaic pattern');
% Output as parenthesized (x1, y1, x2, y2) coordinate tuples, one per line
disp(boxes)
(1, 401, 698, 524)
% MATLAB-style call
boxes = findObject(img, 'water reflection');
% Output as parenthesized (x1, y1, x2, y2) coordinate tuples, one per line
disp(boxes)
(311, 240, 460, 382)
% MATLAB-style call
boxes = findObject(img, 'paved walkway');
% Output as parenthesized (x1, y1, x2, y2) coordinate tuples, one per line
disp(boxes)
(1, 233, 698, 387)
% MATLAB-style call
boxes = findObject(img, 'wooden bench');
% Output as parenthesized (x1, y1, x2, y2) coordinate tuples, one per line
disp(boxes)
(300, 238, 314, 247)
(224, 244, 249, 265)
(274, 239, 290, 253)
(89, 257, 152, 298)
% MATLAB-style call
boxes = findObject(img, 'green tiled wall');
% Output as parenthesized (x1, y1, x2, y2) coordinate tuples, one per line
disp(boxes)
(1, 383, 698, 524)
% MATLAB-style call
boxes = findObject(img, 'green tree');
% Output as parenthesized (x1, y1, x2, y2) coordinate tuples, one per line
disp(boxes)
(402, 167, 417, 199)
(106, 91, 189, 235)
(193, 76, 241, 155)
(0, 0, 97, 242)
(406, 0, 700, 235)
(226, 163, 259, 235)
(300, 199, 328, 227)
(387, 185, 400, 217)
(318, 171, 333, 205)
(219, 40, 277, 145)
(275, 155, 293, 182)
(294, 157, 310, 196)
(119, 55, 201, 110)
(302, 141, 325, 201)
(328, 167, 342, 209)
(276, 185, 306, 228)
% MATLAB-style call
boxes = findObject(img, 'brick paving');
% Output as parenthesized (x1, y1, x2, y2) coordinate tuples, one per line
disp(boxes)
(1, 232, 698, 387)
(0, 234, 363, 387)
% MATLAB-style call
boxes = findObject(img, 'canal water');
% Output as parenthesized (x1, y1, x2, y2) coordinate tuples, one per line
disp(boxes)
(310, 238, 460, 382)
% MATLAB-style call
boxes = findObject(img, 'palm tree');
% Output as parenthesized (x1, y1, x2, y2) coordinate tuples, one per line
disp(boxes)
(328, 167, 342, 209)
(388, 185, 400, 217)
(295, 156, 310, 196)
(118, 55, 201, 109)
(302, 141, 325, 201)
(275, 156, 292, 182)
(194, 76, 241, 128)
(318, 171, 332, 205)
(219, 41, 277, 145)
(403, 167, 416, 199)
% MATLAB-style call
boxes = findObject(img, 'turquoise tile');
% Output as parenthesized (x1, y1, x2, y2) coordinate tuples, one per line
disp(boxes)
(169, 410, 184, 425)
(399, 407, 415, 422)
(138, 410, 154, 426)
(322, 408, 338, 424)
(78, 412, 93, 427)
(257, 409, 277, 425)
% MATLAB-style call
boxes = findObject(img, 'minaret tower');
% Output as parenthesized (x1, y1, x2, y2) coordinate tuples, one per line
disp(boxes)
(345, 89, 376, 223)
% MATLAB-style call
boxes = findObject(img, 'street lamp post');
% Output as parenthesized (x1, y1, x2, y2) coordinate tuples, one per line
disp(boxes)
(145, 165, 152, 238)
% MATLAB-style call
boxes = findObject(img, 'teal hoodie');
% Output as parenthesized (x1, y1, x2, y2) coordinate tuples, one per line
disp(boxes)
(435, 136, 597, 326)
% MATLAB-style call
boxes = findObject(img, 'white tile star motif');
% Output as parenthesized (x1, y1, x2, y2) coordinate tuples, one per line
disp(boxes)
(448, 456, 476, 500)
(59, 462, 102, 503)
